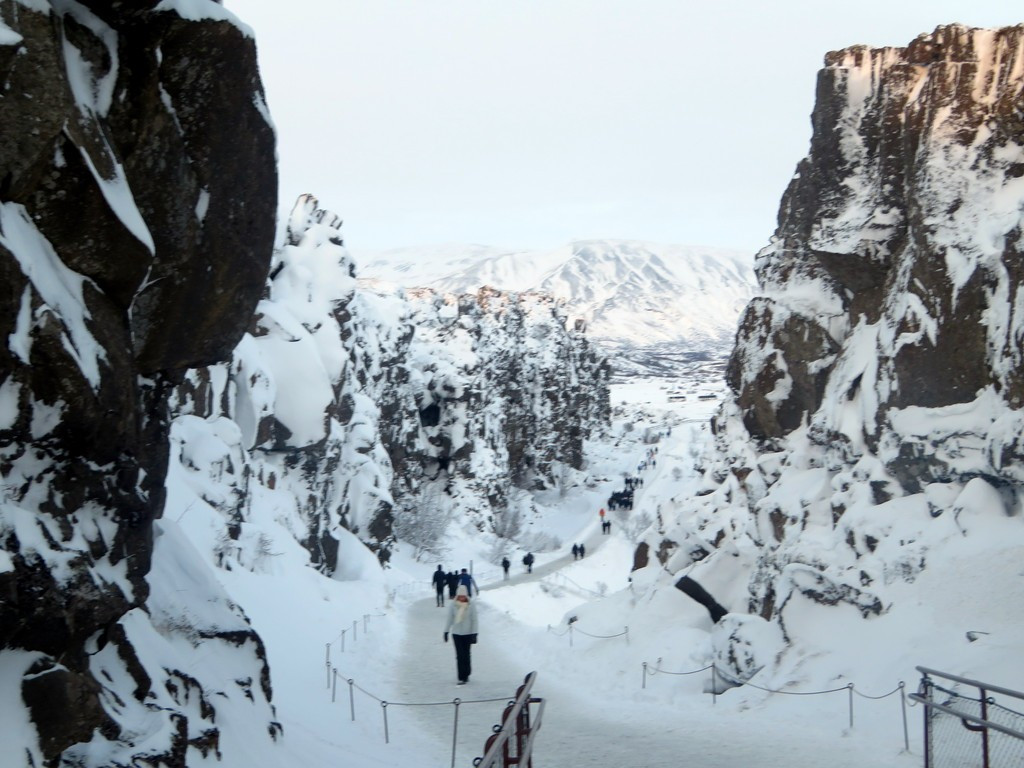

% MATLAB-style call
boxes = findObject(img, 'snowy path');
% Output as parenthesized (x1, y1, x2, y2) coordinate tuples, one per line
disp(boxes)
(378, 417, 916, 767)
(394, 567, 918, 768)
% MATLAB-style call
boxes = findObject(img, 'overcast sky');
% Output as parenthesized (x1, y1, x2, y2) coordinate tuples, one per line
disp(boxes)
(230, 2, 1022, 254)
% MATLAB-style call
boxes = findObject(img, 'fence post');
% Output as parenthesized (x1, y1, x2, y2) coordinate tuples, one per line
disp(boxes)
(341, 628, 346, 653)
(711, 664, 718, 707)
(899, 682, 909, 753)
(332, 668, 338, 703)
(381, 702, 390, 744)
(569, 624, 574, 648)
(922, 673, 931, 768)
(625, 626, 629, 646)
(348, 678, 356, 722)
(353, 619, 358, 642)
(450, 699, 461, 768)
(980, 687, 990, 768)
(642, 662, 647, 690)
(847, 683, 854, 729)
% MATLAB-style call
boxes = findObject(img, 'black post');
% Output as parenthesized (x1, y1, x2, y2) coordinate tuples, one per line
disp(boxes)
(450, 699, 461, 768)
(980, 688, 990, 768)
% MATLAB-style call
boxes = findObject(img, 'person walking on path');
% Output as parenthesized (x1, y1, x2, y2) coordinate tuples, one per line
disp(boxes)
(571, 544, 579, 560)
(523, 552, 534, 573)
(432, 565, 446, 606)
(443, 584, 478, 685)
(501, 556, 510, 579)
(458, 568, 479, 596)
(578, 543, 586, 558)
(446, 571, 458, 599)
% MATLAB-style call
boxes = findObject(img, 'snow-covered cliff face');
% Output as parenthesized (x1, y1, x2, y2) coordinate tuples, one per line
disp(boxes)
(642, 25, 1024, 683)
(0, 3, 279, 765)
(169, 196, 611, 572)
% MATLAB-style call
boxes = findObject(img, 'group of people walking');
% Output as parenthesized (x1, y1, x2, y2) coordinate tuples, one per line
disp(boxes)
(427, 440, 661, 687)
(431, 566, 479, 606)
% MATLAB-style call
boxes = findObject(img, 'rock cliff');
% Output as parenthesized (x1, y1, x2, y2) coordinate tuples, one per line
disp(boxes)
(644, 24, 1024, 681)
(0, 2, 277, 765)
(169, 195, 611, 574)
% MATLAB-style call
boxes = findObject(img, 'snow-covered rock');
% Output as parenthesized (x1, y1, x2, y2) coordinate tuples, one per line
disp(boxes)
(170, 195, 611, 572)
(0, 3, 278, 765)
(643, 24, 1024, 685)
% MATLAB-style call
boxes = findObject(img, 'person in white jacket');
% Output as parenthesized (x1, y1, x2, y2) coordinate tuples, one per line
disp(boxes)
(443, 584, 479, 685)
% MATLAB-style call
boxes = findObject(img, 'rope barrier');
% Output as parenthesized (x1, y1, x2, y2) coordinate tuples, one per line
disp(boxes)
(573, 626, 628, 639)
(852, 683, 905, 700)
(384, 695, 511, 707)
(646, 660, 715, 676)
(329, 662, 524, 768)
(545, 571, 605, 597)
(640, 659, 911, 749)
(741, 680, 853, 696)
(547, 620, 629, 646)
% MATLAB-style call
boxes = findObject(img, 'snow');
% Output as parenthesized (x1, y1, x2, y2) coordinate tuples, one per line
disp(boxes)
(153, 0, 254, 37)
(0, 203, 106, 389)
(150, 376, 1012, 766)
(72, 140, 156, 254)
(0, 20, 22, 46)
(0, 374, 19, 433)
(0, 650, 46, 766)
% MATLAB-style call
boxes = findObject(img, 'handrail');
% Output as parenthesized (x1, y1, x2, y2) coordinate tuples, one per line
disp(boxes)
(473, 672, 543, 768)
(914, 666, 1024, 767)
(916, 666, 1024, 703)
(909, 693, 1024, 741)
(518, 698, 546, 763)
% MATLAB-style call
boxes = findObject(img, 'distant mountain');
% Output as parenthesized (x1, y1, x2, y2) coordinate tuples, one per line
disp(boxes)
(356, 239, 757, 379)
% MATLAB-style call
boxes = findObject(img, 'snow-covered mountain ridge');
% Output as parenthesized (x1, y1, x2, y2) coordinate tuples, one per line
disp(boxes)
(639, 23, 1024, 690)
(357, 240, 756, 379)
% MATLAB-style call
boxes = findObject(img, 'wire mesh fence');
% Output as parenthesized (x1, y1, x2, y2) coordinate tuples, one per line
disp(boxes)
(912, 666, 1024, 768)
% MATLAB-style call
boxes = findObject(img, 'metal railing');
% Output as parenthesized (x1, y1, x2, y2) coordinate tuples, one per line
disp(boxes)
(910, 666, 1024, 767)
(473, 672, 544, 768)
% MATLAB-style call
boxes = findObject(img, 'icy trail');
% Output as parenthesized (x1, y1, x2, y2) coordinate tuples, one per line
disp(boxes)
(394, 562, 917, 767)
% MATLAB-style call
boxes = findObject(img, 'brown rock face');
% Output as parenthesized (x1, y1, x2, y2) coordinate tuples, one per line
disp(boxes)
(729, 24, 1024, 490)
(0, 2, 275, 763)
